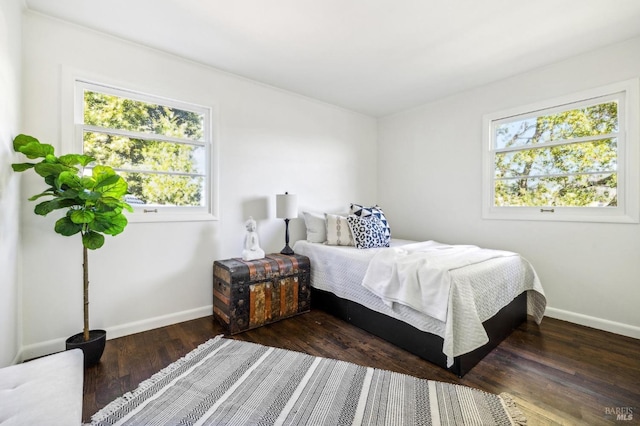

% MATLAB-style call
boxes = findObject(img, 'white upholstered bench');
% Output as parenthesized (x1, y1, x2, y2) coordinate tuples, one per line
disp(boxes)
(0, 349, 84, 425)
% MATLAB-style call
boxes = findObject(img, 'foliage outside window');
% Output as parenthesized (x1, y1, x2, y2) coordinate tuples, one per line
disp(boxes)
(76, 80, 214, 220)
(483, 80, 639, 223)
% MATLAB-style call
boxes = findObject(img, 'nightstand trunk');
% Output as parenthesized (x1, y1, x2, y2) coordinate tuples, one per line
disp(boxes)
(213, 254, 310, 334)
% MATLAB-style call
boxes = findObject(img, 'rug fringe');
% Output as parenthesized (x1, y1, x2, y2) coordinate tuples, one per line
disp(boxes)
(86, 334, 225, 425)
(499, 392, 527, 426)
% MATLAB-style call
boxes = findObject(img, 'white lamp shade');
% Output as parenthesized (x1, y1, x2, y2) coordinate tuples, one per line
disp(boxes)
(276, 193, 298, 219)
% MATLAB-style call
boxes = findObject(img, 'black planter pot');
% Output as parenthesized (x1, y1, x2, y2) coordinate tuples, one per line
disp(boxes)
(65, 329, 106, 367)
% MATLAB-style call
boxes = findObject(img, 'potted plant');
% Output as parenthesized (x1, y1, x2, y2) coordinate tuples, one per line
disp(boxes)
(12, 134, 132, 367)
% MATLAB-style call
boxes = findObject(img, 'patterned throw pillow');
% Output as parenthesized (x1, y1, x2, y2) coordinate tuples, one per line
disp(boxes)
(346, 215, 390, 249)
(349, 203, 391, 240)
(324, 213, 355, 246)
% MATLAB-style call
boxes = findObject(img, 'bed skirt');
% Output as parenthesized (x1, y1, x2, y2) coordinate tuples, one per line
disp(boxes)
(311, 287, 528, 377)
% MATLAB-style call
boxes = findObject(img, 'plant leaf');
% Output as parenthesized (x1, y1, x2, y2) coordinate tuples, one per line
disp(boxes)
(93, 174, 120, 190)
(27, 190, 55, 201)
(92, 165, 116, 180)
(93, 212, 128, 236)
(80, 176, 96, 190)
(44, 175, 57, 187)
(34, 198, 79, 215)
(13, 134, 54, 159)
(87, 214, 110, 233)
(98, 176, 128, 198)
(19, 141, 55, 159)
(58, 153, 96, 167)
(34, 199, 60, 216)
(78, 190, 101, 202)
(54, 216, 82, 236)
(57, 171, 83, 190)
(95, 196, 124, 211)
(70, 209, 95, 224)
(57, 188, 80, 200)
(83, 231, 105, 250)
(34, 163, 74, 178)
(11, 163, 35, 172)
(91, 166, 129, 198)
(13, 134, 39, 151)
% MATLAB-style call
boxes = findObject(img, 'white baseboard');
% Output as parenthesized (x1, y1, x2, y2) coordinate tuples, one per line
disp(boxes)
(10, 351, 22, 366)
(545, 307, 640, 339)
(19, 305, 638, 361)
(19, 336, 69, 362)
(19, 305, 213, 362)
(106, 305, 212, 340)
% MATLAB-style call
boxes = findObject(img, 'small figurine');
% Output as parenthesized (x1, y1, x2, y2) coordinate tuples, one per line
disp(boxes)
(242, 216, 265, 261)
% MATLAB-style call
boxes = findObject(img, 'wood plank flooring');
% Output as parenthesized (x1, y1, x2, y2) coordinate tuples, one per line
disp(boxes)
(82, 311, 640, 425)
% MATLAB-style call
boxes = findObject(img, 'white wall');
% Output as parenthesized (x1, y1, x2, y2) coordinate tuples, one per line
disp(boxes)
(0, 0, 24, 367)
(20, 12, 377, 359)
(378, 36, 640, 338)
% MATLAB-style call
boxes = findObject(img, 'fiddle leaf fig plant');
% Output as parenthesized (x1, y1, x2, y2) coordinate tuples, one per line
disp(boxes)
(13, 134, 133, 341)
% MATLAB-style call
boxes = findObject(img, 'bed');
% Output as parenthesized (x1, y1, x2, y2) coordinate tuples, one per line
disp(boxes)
(292, 238, 546, 377)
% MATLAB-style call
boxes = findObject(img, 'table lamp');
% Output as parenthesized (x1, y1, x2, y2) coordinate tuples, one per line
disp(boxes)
(276, 192, 298, 255)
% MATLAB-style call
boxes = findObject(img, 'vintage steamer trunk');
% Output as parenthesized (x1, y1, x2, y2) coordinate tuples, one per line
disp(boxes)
(213, 254, 310, 334)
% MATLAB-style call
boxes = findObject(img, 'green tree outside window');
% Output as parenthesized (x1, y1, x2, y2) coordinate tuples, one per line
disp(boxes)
(493, 101, 618, 208)
(82, 89, 207, 207)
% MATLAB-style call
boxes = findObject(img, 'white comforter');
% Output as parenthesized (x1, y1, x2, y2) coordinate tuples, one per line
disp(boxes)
(362, 241, 517, 322)
(292, 239, 546, 366)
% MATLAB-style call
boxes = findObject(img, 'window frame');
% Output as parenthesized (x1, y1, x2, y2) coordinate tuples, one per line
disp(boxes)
(69, 77, 218, 223)
(482, 79, 639, 224)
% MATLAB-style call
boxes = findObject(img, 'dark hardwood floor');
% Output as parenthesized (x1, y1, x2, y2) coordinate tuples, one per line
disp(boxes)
(83, 311, 640, 425)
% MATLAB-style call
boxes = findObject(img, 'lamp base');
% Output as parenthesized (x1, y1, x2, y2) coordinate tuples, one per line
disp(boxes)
(280, 245, 294, 255)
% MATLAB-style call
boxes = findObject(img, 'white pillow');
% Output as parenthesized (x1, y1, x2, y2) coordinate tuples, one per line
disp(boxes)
(325, 213, 355, 246)
(302, 211, 327, 243)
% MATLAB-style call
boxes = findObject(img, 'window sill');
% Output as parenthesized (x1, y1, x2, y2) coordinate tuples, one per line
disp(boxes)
(482, 208, 639, 224)
(127, 212, 219, 223)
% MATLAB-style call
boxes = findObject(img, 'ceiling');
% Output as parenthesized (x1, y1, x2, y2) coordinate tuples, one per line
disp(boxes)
(25, 0, 640, 117)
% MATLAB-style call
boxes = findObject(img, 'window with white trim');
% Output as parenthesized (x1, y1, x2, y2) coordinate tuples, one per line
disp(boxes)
(75, 80, 216, 221)
(482, 79, 639, 223)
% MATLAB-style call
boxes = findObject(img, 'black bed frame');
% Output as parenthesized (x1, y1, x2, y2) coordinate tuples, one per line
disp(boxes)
(311, 287, 527, 377)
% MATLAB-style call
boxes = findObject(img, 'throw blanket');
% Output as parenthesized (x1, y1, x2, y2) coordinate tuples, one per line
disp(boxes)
(362, 241, 517, 322)
(87, 336, 525, 426)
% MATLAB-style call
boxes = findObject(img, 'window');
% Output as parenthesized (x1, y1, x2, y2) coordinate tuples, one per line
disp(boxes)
(482, 79, 639, 223)
(74, 80, 216, 221)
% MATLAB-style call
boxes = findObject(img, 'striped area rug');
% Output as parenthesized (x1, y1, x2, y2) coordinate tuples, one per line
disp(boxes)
(87, 336, 525, 425)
